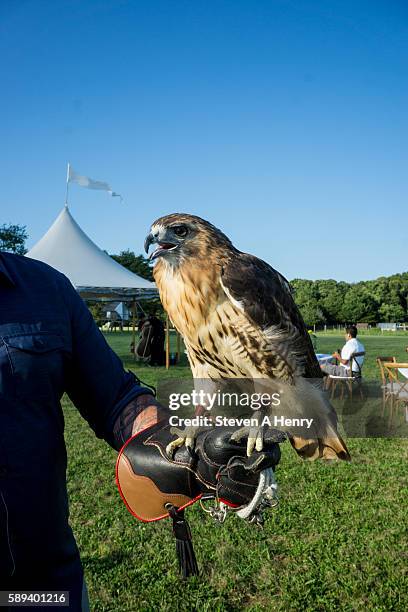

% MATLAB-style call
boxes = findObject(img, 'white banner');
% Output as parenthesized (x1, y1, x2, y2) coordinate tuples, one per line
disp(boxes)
(68, 165, 122, 200)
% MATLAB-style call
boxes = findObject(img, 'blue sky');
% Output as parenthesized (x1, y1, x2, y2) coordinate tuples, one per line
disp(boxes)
(0, 0, 406, 282)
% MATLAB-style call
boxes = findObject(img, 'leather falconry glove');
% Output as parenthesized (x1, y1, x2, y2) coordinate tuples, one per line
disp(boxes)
(116, 422, 285, 578)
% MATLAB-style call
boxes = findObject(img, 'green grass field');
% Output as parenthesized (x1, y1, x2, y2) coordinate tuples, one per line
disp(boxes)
(64, 333, 408, 611)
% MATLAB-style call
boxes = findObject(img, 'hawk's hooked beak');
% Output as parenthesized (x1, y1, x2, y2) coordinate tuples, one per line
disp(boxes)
(144, 232, 155, 257)
(144, 231, 178, 260)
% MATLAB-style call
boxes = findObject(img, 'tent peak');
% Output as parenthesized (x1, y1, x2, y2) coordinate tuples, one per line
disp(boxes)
(26, 207, 157, 299)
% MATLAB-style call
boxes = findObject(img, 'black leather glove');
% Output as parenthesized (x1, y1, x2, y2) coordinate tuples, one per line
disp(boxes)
(116, 421, 285, 521)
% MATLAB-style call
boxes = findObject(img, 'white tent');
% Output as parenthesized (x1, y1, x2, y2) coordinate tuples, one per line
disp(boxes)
(26, 206, 157, 300)
(114, 302, 130, 320)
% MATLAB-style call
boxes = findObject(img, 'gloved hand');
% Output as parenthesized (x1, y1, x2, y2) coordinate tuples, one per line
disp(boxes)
(116, 421, 285, 521)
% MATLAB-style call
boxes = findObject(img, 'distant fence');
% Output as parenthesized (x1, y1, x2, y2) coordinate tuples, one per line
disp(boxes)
(314, 323, 408, 335)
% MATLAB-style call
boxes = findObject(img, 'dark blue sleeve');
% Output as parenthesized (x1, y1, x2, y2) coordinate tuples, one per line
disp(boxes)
(60, 275, 154, 445)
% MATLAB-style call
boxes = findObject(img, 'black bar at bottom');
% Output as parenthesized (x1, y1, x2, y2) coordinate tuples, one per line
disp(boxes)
(0, 592, 69, 607)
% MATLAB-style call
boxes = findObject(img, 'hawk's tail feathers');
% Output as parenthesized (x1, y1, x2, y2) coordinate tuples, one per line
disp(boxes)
(289, 434, 351, 461)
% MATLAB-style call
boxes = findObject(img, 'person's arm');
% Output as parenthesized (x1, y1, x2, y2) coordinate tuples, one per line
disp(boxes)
(332, 352, 349, 366)
(60, 274, 167, 449)
(333, 344, 351, 366)
(112, 393, 169, 450)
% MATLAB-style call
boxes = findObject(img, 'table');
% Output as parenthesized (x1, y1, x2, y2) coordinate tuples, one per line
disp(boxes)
(316, 353, 334, 364)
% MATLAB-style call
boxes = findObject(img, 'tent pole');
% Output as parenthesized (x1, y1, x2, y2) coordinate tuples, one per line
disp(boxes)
(165, 315, 170, 370)
(65, 162, 70, 208)
(132, 299, 136, 362)
(176, 329, 181, 364)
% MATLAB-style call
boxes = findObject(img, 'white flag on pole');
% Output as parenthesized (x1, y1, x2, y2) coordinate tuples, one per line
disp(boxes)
(68, 165, 123, 201)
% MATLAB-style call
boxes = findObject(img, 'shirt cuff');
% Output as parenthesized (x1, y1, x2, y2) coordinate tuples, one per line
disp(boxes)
(106, 383, 155, 449)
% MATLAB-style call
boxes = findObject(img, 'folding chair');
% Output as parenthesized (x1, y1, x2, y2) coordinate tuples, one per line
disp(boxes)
(382, 361, 408, 426)
(376, 356, 397, 417)
(327, 352, 365, 400)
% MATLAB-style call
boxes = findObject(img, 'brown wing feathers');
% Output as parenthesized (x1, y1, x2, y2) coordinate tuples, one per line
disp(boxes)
(221, 253, 323, 379)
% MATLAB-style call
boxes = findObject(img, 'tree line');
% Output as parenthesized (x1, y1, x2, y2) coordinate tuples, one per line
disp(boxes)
(2, 224, 407, 326)
(291, 275, 408, 327)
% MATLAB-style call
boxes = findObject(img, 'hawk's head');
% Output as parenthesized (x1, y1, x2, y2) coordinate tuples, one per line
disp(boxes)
(144, 213, 234, 265)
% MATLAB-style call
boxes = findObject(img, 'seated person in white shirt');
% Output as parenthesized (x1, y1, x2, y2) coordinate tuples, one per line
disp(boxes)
(321, 325, 365, 377)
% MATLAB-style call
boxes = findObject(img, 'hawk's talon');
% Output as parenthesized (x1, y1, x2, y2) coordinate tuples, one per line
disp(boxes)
(230, 427, 264, 456)
(230, 415, 264, 457)
(165, 436, 186, 458)
(165, 425, 202, 458)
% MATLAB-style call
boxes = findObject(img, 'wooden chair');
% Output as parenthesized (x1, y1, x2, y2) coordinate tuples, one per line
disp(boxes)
(376, 356, 396, 386)
(381, 361, 408, 426)
(327, 352, 365, 400)
(376, 356, 397, 418)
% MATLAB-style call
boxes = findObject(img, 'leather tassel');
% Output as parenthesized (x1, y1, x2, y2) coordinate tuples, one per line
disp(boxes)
(167, 505, 199, 578)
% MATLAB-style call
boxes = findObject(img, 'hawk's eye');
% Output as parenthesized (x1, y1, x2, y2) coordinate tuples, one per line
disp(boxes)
(172, 225, 188, 238)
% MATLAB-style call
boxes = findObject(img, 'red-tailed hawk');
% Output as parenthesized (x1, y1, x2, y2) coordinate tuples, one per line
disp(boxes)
(144, 213, 350, 461)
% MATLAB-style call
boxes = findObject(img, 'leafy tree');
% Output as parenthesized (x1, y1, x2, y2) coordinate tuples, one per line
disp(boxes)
(87, 302, 104, 323)
(110, 250, 153, 281)
(0, 224, 28, 254)
(340, 285, 377, 323)
(316, 279, 347, 323)
(290, 273, 408, 326)
(298, 301, 325, 328)
(291, 279, 326, 326)
(378, 302, 405, 322)
(370, 278, 389, 304)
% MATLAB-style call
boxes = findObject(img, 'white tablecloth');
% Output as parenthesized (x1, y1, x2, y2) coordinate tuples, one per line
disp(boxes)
(316, 353, 334, 364)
